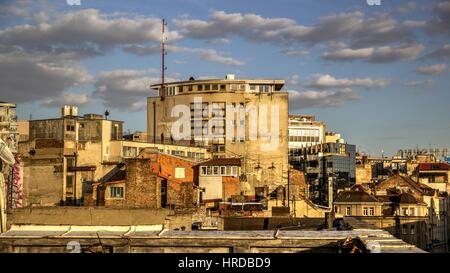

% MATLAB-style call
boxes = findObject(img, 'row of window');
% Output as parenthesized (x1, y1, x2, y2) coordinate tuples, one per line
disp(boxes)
(337, 206, 375, 216)
(160, 84, 274, 96)
(200, 165, 238, 176)
(121, 146, 205, 159)
(400, 207, 417, 216)
(289, 136, 320, 143)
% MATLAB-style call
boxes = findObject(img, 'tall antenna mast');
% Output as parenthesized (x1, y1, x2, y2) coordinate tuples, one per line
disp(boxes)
(161, 18, 167, 100)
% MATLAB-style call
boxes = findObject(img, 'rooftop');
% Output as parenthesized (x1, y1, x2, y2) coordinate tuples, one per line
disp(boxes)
(0, 224, 426, 253)
(198, 157, 241, 166)
(335, 191, 380, 203)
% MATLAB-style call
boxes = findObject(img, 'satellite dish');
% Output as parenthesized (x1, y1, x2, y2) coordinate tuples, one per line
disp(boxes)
(0, 138, 15, 166)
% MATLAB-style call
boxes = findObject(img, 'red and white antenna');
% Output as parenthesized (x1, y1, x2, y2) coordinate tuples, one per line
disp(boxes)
(161, 18, 167, 100)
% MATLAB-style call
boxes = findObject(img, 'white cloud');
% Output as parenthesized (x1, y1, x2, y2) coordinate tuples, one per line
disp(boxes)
(0, 49, 92, 103)
(304, 74, 389, 89)
(322, 44, 424, 63)
(416, 63, 447, 75)
(281, 48, 309, 56)
(199, 49, 244, 66)
(288, 89, 361, 110)
(403, 0, 450, 36)
(425, 44, 450, 60)
(0, 9, 181, 54)
(40, 92, 90, 108)
(322, 47, 374, 61)
(124, 44, 245, 66)
(403, 79, 434, 88)
(173, 10, 412, 48)
(92, 69, 179, 111)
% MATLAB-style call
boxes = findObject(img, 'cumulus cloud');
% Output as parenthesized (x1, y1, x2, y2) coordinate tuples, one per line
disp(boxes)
(303, 74, 389, 89)
(0, 0, 32, 18)
(323, 44, 424, 63)
(288, 89, 361, 110)
(0, 49, 92, 103)
(173, 10, 411, 48)
(124, 44, 245, 66)
(425, 44, 450, 60)
(322, 47, 374, 61)
(0, 9, 181, 55)
(199, 49, 244, 66)
(403, 0, 450, 36)
(92, 69, 179, 111)
(40, 92, 90, 108)
(416, 63, 447, 75)
(403, 79, 434, 88)
(281, 48, 309, 56)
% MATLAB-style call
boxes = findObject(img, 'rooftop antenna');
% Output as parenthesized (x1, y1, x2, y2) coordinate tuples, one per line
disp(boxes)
(160, 18, 167, 101)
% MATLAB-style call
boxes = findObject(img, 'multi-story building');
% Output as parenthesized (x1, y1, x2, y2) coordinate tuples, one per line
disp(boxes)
(291, 142, 356, 207)
(288, 115, 325, 150)
(334, 188, 431, 251)
(147, 74, 289, 197)
(19, 106, 210, 207)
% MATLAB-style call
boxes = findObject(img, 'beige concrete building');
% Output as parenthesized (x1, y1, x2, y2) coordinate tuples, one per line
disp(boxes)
(147, 74, 289, 196)
(19, 106, 211, 207)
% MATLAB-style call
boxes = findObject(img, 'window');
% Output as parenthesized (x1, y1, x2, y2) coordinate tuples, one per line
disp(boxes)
(212, 84, 218, 90)
(410, 225, 415, 234)
(201, 166, 207, 176)
(188, 85, 193, 91)
(110, 187, 124, 198)
(220, 166, 226, 175)
(66, 175, 73, 187)
(250, 84, 256, 91)
(220, 84, 226, 91)
(334, 206, 338, 213)
(346, 207, 351, 216)
(204, 84, 211, 91)
(66, 124, 75, 131)
(226, 166, 231, 176)
(239, 84, 246, 91)
(410, 208, 415, 216)
(231, 166, 237, 176)
(402, 224, 407, 235)
(402, 208, 408, 216)
(213, 166, 219, 175)
(175, 167, 185, 179)
(66, 157, 75, 168)
(197, 85, 203, 91)
(230, 84, 237, 90)
(363, 207, 368, 216)
(369, 207, 375, 216)
(206, 166, 212, 175)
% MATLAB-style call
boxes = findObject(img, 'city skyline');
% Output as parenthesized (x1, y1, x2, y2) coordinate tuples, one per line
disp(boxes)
(1, 0, 449, 156)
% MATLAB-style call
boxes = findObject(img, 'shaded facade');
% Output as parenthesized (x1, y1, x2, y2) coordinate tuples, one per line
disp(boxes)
(147, 75, 289, 196)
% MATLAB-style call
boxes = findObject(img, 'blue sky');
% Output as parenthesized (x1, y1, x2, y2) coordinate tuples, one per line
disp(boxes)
(1, 0, 449, 156)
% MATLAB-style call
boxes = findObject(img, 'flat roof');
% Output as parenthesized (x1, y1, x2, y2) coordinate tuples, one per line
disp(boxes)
(0, 225, 426, 253)
(150, 78, 285, 89)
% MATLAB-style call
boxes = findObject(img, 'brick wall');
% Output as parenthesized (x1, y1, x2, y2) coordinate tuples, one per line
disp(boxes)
(125, 159, 160, 208)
